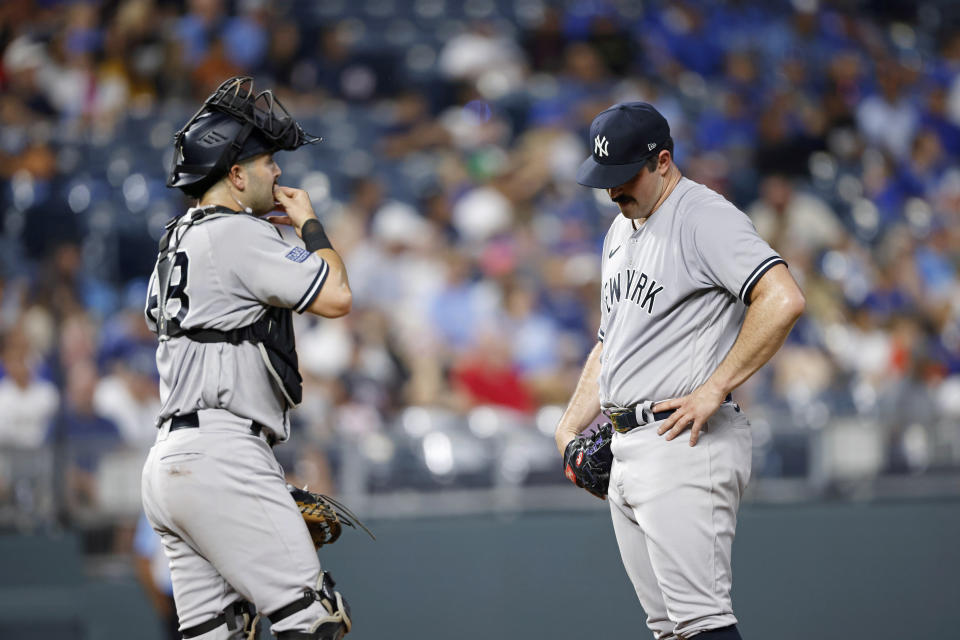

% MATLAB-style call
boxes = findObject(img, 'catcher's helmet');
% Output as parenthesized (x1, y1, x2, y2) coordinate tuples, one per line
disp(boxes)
(167, 76, 320, 198)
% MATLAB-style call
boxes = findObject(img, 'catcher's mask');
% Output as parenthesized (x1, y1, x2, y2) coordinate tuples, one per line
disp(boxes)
(167, 76, 320, 198)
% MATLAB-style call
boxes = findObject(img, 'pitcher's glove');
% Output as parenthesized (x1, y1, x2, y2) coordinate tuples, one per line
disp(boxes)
(287, 485, 376, 548)
(563, 423, 614, 499)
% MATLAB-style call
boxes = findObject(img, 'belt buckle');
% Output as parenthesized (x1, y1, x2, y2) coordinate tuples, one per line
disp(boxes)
(609, 410, 630, 433)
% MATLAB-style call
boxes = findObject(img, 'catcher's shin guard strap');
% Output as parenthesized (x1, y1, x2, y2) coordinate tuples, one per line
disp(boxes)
(275, 621, 347, 640)
(271, 573, 351, 639)
(277, 622, 347, 640)
(269, 590, 317, 625)
(181, 612, 226, 638)
(181, 600, 256, 638)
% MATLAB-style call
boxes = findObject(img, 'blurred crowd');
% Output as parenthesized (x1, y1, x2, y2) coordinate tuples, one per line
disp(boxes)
(1, 0, 960, 536)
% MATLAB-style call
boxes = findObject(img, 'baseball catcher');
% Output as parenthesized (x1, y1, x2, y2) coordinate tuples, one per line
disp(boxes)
(141, 76, 364, 640)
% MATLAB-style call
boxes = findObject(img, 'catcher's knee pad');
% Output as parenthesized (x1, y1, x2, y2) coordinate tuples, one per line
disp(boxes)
(181, 599, 260, 640)
(271, 572, 351, 640)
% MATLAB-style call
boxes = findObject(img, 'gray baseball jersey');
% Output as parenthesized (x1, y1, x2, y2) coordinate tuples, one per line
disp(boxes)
(597, 177, 784, 409)
(144, 207, 329, 441)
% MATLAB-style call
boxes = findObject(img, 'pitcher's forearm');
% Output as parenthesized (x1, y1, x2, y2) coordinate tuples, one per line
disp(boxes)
(704, 269, 805, 398)
(555, 342, 603, 450)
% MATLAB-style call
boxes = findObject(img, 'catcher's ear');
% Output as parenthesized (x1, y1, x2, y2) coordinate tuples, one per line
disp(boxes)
(227, 162, 250, 192)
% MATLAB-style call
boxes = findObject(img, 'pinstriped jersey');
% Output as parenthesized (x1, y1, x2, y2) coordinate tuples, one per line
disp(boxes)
(145, 207, 329, 440)
(597, 178, 784, 410)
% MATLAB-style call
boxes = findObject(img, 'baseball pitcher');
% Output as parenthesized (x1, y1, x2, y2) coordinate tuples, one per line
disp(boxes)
(557, 102, 805, 640)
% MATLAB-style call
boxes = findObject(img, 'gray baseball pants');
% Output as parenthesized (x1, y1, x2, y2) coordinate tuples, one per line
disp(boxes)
(141, 409, 329, 638)
(607, 403, 752, 640)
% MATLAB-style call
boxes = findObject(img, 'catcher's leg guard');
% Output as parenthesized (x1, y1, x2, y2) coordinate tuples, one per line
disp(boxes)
(181, 599, 260, 640)
(270, 572, 351, 640)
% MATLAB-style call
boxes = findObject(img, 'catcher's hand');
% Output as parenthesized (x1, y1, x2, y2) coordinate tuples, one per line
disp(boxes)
(288, 485, 375, 548)
(563, 423, 613, 499)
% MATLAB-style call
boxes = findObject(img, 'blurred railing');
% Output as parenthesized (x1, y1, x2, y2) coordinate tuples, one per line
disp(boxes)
(4, 403, 959, 533)
(0, 439, 146, 532)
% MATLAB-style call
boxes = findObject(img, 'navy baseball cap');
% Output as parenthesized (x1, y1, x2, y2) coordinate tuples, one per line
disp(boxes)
(576, 102, 671, 189)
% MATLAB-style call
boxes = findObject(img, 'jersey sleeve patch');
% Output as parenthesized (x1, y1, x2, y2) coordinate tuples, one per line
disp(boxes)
(285, 247, 312, 263)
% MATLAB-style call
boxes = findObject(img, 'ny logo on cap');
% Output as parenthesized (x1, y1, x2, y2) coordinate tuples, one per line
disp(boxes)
(595, 135, 609, 158)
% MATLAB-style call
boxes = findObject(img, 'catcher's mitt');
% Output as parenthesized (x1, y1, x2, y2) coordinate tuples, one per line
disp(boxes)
(288, 485, 375, 548)
(563, 423, 614, 499)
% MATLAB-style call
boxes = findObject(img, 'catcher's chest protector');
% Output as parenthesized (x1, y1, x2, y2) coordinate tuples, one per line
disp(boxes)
(152, 206, 303, 407)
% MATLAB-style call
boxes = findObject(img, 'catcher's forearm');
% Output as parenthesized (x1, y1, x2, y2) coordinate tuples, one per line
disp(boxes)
(555, 341, 603, 451)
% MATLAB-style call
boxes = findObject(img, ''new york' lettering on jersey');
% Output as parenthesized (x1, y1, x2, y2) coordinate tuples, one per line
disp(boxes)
(597, 178, 784, 410)
(602, 268, 664, 315)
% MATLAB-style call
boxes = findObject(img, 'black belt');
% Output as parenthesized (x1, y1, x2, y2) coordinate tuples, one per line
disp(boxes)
(608, 394, 733, 434)
(169, 413, 200, 431)
(250, 423, 277, 448)
(169, 412, 276, 447)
